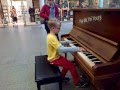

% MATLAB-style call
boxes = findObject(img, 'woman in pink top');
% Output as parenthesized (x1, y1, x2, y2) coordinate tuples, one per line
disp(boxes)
(10, 6, 17, 25)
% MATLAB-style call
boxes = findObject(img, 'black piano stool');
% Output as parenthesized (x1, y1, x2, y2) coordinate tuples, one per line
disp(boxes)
(35, 55, 62, 90)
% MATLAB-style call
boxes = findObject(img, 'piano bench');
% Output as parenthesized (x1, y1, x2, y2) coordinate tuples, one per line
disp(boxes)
(35, 55, 62, 90)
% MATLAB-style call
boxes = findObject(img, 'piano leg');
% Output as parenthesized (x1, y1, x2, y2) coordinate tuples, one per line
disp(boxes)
(91, 84, 97, 90)
(115, 79, 120, 90)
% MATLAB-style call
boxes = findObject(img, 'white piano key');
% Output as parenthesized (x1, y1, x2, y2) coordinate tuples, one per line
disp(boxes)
(77, 52, 95, 68)
(93, 61, 101, 63)
(64, 38, 102, 68)
(90, 58, 98, 61)
(68, 42, 95, 68)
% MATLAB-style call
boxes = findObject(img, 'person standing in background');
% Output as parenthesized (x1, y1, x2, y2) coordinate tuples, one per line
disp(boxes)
(40, 0, 59, 40)
(10, 6, 17, 26)
(28, 7, 35, 22)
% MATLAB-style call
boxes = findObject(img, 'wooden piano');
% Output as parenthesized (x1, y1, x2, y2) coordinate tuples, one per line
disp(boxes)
(61, 8, 120, 90)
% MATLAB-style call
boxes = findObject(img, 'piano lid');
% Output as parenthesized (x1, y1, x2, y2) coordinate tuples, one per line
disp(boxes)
(73, 8, 120, 44)
(70, 8, 120, 62)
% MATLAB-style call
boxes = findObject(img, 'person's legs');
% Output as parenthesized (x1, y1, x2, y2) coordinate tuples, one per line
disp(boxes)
(31, 15, 35, 22)
(30, 15, 32, 22)
(50, 56, 80, 85)
(44, 21, 50, 34)
(12, 17, 15, 26)
(14, 17, 17, 23)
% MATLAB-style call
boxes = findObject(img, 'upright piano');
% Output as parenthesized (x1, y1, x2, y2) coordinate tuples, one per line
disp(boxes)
(61, 8, 120, 90)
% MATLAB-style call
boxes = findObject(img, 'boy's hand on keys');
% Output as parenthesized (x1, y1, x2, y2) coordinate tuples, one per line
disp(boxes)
(80, 47, 86, 52)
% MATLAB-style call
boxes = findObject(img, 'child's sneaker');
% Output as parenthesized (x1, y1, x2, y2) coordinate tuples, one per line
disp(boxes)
(62, 77, 70, 83)
(75, 81, 89, 88)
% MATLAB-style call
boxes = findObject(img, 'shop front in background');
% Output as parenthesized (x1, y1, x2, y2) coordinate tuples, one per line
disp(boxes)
(0, 0, 33, 27)
(55, 0, 90, 21)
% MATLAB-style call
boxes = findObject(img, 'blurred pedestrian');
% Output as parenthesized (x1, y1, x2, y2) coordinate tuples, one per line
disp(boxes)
(28, 7, 35, 22)
(10, 6, 17, 26)
(40, 0, 59, 40)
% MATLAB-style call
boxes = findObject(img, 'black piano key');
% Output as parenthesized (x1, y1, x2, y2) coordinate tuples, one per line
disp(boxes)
(89, 57, 97, 61)
(91, 59, 99, 62)
(87, 54, 94, 57)
(88, 56, 96, 59)
(84, 53, 92, 56)
(94, 61, 102, 64)
(67, 38, 73, 41)
(83, 51, 87, 53)
(74, 43, 80, 47)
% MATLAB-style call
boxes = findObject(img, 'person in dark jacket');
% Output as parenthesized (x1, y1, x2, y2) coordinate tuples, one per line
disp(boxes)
(28, 7, 35, 22)
(40, 0, 59, 40)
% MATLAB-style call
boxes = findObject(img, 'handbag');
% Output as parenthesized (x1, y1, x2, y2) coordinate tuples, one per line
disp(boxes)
(40, 17, 45, 24)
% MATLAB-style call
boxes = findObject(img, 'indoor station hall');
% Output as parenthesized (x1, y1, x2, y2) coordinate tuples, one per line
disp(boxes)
(0, 21, 92, 90)
(0, 0, 120, 90)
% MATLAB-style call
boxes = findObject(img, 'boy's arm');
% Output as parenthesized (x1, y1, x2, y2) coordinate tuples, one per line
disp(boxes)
(60, 40, 72, 45)
(58, 45, 80, 53)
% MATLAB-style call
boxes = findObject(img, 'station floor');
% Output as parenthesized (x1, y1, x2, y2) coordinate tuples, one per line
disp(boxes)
(0, 22, 92, 90)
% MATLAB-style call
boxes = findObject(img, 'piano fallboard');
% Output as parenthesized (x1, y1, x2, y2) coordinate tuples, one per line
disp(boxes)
(70, 26, 118, 62)
(73, 8, 120, 44)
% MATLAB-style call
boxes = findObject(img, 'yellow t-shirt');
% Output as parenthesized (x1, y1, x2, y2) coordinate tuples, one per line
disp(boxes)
(47, 33, 61, 62)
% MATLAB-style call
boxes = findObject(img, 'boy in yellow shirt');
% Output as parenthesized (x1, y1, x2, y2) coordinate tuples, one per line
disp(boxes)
(47, 19, 88, 87)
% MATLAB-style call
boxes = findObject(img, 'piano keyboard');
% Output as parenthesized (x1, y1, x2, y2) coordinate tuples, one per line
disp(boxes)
(64, 38, 102, 68)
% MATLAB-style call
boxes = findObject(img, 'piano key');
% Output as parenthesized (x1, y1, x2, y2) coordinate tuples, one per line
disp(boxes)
(64, 38, 69, 41)
(71, 41, 75, 43)
(64, 38, 74, 44)
(88, 56, 96, 59)
(87, 55, 94, 57)
(84, 53, 92, 56)
(77, 52, 95, 67)
(77, 49, 102, 66)
(94, 61, 102, 64)
(93, 61, 101, 63)
(91, 59, 102, 64)
(91, 59, 99, 62)
(69, 43, 75, 46)
(74, 43, 80, 47)
(64, 38, 82, 47)
(64, 38, 102, 67)
(67, 38, 73, 41)
(90, 58, 98, 61)
(83, 51, 91, 54)
(65, 41, 95, 67)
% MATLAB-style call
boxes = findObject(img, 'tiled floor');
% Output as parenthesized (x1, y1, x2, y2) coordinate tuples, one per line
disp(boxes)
(0, 22, 92, 90)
